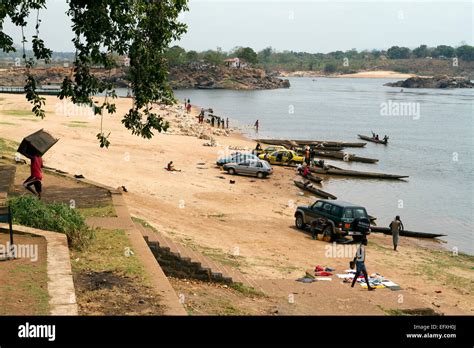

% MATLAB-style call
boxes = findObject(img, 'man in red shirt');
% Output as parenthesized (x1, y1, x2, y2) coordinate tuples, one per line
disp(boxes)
(23, 152, 43, 199)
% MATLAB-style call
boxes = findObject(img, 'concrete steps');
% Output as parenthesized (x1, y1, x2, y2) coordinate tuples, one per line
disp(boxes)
(135, 221, 257, 289)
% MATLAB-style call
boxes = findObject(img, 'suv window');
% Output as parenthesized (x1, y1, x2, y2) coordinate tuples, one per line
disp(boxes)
(353, 208, 367, 219)
(312, 201, 323, 210)
(343, 208, 353, 218)
(331, 205, 342, 217)
(322, 203, 333, 213)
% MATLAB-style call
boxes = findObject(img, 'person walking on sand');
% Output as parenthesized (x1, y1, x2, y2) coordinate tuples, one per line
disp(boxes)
(226, 118, 229, 129)
(389, 215, 404, 251)
(186, 100, 192, 114)
(23, 151, 43, 200)
(304, 146, 311, 166)
(254, 120, 259, 132)
(351, 238, 375, 291)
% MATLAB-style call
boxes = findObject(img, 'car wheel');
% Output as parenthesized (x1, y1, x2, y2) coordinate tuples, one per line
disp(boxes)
(228, 168, 236, 175)
(295, 214, 306, 230)
(256, 172, 265, 179)
(322, 225, 333, 242)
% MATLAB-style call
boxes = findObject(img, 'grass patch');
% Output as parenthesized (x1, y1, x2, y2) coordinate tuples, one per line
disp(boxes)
(3, 110, 34, 117)
(132, 216, 159, 233)
(78, 204, 117, 218)
(66, 121, 88, 128)
(71, 229, 147, 282)
(8, 195, 95, 250)
(0, 137, 19, 156)
(229, 282, 266, 297)
(0, 121, 15, 126)
(186, 243, 244, 269)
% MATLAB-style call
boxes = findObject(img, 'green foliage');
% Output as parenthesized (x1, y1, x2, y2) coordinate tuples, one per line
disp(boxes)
(203, 50, 226, 65)
(0, 0, 189, 147)
(456, 45, 474, 61)
(323, 62, 337, 73)
(432, 45, 456, 58)
(387, 46, 411, 59)
(8, 195, 95, 250)
(412, 45, 429, 58)
(235, 47, 258, 64)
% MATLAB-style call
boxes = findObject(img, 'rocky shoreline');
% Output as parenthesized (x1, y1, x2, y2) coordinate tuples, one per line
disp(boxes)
(0, 66, 290, 91)
(168, 65, 290, 90)
(385, 76, 474, 88)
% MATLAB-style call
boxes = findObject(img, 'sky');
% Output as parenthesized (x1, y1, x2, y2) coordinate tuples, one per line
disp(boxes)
(3, 0, 473, 53)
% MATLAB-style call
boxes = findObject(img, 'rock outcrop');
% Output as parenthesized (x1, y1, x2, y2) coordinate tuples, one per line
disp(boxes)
(168, 65, 290, 90)
(385, 76, 474, 89)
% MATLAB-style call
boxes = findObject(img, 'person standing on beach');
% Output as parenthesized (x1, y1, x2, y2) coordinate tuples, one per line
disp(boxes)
(389, 215, 404, 251)
(186, 100, 192, 114)
(23, 151, 43, 200)
(254, 120, 259, 132)
(226, 118, 229, 129)
(351, 238, 375, 291)
(304, 146, 311, 166)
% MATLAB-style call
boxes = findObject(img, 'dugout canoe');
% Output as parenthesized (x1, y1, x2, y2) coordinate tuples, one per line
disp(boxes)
(370, 226, 446, 239)
(313, 150, 379, 164)
(358, 134, 388, 145)
(256, 139, 367, 148)
(310, 165, 408, 180)
(297, 172, 323, 184)
(294, 180, 337, 200)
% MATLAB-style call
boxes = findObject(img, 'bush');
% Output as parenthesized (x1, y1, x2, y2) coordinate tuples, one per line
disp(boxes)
(323, 63, 337, 73)
(8, 195, 95, 250)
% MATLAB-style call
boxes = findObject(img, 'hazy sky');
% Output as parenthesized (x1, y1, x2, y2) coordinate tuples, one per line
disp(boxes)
(4, 0, 473, 53)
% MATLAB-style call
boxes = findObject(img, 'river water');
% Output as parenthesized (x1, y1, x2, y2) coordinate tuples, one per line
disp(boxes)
(171, 77, 473, 254)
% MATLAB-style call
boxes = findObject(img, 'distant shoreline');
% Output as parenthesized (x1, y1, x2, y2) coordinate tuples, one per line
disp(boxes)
(279, 70, 421, 79)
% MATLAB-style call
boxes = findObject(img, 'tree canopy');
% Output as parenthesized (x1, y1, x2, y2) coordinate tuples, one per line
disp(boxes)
(0, 0, 189, 147)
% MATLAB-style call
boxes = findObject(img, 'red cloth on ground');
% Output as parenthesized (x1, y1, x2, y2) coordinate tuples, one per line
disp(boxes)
(315, 271, 333, 276)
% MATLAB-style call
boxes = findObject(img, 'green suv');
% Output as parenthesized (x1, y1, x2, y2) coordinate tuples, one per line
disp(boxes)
(294, 199, 371, 242)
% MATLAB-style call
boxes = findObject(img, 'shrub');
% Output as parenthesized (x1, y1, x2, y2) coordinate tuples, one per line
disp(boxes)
(8, 195, 95, 250)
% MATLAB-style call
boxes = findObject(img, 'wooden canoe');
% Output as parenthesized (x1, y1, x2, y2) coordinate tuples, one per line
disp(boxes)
(313, 150, 379, 164)
(298, 172, 323, 184)
(370, 226, 446, 239)
(256, 139, 367, 148)
(294, 180, 337, 200)
(310, 165, 408, 180)
(358, 134, 388, 145)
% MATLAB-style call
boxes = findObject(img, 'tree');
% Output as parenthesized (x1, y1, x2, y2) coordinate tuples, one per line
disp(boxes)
(432, 45, 455, 58)
(258, 47, 273, 63)
(412, 44, 429, 58)
(235, 47, 258, 64)
(166, 46, 187, 67)
(203, 50, 225, 66)
(0, 0, 188, 147)
(186, 50, 199, 62)
(387, 46, 411, 59)
(323, 62, 337, 73)
(456, 45, 474, 61)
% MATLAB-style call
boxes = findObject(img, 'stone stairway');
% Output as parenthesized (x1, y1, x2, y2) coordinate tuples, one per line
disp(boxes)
(135, 221, 259, 289)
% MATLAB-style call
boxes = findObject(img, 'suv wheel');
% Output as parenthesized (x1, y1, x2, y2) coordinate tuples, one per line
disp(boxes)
(228, 168, 236, 175)
(295, 214, 306, 230)
(322, 225, 333, 242)
(256, 172, 265, 179)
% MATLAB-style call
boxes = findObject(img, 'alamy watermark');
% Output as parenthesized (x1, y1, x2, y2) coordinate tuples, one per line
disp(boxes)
(0, 242, 38, 261)
(380, 100, 420, 120)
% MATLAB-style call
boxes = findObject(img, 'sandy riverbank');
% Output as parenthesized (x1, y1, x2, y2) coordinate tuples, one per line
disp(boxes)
(280, 70, 417, 79)
(0, 93, 472, 315)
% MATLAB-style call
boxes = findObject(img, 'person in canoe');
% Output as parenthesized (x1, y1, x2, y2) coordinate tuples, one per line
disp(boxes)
(389, 216, 404, 251)
(351, 237, 375, 291)
(375, 134, 379, 141)
(23, 150, 43, 200)
(383, 135, 389, 143)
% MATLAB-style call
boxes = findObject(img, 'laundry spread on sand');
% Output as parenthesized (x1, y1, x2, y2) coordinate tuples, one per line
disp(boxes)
(337, 270, 402, 290)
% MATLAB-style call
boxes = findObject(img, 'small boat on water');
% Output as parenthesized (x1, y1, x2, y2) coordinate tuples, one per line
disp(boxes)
(358, 134, 388, 145)
(294, 180, 337, 200)
(297, 172, 323, 184)
(370, 226, 446, 239)
(256, 139, 367, 148)
(312, 150, 379, 164)
(310, 165, 408, 180)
